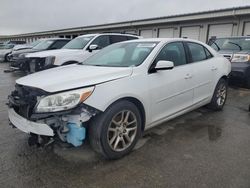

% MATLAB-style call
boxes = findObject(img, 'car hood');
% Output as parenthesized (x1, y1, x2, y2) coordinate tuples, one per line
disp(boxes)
(13, 45, 32, 51)
(0, 49, 12, 55)
(218, 50, 250, 55)
(16, 64, 133, 92)
(26, 49, 82, 58)
(218, 50, 250, 60)
(12, 48, 41, 55)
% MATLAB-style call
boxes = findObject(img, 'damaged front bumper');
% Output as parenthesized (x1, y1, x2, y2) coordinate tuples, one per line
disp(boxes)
(8, 108, 54, 136)
(7, 84, 99, 147)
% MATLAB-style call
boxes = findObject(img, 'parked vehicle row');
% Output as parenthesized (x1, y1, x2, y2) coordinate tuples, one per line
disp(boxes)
(7, 37, 231, 159)
(9, 38, 70, 71)
(209, 36, 250, 88)
(0, 40, 27, 62)
(9, 33, 140, 73)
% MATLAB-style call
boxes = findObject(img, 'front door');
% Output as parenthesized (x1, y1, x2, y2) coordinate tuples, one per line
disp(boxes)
(148, 42, 193, 123)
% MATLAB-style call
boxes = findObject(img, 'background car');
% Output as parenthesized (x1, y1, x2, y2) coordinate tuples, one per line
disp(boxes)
(5, 40, 26, 45)
(11, 40, 41, 53)
(19, 33, 140, 73)
(6, 40, 42, 63)
(9, 38, 70, 62)
(209, 36, 250, 88)
(9, 38, 70, 70)
(8, 38, 231, 159)
(0, 43, 16, 62)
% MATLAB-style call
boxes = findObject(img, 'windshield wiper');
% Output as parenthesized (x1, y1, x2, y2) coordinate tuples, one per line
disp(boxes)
(78, 63, 103, 66)
(228, 42, 242, 51)
(211, 40, 220, 51)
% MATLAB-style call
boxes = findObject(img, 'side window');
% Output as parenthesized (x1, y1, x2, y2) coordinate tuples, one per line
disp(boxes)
(50, 40, 69, 49)
(91, 36, 110, 49)
(187, 42, 207, 62)
(154, 42, 187, 66)
(110, 35, 128, 44)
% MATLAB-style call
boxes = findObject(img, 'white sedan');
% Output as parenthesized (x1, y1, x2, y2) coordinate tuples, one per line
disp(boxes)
(8, 38, 231, 159)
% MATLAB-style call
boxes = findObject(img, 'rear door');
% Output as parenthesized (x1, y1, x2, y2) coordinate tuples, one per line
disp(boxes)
(185, 42, 216, 104)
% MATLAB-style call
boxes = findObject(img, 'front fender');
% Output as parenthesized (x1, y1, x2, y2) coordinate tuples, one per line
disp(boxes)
(84, 75, 151, 125)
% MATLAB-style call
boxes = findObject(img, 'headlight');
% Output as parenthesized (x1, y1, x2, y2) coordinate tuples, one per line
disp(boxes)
(231, 54, 250, 63)
(44, 56, 56, 66)
(35, 86, 94, 113)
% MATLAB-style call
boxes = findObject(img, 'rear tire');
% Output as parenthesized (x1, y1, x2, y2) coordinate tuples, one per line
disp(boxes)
(89, 100, 142, 160)
(208, 78, 228, 111)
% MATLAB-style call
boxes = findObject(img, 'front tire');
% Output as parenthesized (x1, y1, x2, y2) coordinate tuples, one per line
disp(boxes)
(208, 78, 228, 111)
(89, 100, 142, 160)
(4, 53, 10, 62)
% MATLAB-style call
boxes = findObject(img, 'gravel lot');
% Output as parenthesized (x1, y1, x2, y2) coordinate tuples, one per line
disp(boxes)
(0, 62, 250, 188)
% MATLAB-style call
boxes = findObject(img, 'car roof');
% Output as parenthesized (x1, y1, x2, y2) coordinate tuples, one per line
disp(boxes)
(77, 33, 140, 38)
(39, 38, 70, 41)
(121, 37, 205, 44)
(215, 36, 250, 39)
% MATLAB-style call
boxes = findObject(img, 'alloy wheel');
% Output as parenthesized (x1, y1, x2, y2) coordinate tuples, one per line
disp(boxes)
(216, 84, 226, 106)
(107, 110, 138, 152)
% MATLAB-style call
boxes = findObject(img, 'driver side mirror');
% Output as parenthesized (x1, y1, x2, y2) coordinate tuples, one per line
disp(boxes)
(88, 44, 99, 52)
(154, 60, 174, 71)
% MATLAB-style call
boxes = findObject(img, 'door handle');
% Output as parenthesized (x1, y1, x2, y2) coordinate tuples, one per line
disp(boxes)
(185, 74, 192, 79)
(211, 66, 218, 71)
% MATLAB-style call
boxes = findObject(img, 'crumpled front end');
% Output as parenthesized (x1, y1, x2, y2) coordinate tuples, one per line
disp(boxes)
(7, 84, 99, 147)
(10, 57, 55, 73)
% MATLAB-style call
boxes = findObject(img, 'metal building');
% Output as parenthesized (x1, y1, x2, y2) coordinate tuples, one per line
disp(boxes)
(0, 6, 250, 43)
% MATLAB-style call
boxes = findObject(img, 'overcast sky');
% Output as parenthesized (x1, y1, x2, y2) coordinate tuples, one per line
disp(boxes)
(0, 0, 250, 35)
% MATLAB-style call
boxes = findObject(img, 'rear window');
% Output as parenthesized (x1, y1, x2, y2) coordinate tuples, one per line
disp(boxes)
(187, 42, 207, 62)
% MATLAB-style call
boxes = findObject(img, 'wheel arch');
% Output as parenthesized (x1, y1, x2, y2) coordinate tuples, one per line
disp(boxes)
(4, 52, 11, 62)
(212, 75, 228, 95)
(220, 75, 228, 81)
(107, 97, 146, 132)
(61, 61, 79, 66)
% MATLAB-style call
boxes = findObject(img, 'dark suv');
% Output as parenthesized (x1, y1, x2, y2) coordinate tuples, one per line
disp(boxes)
(209, 36, 250, 88)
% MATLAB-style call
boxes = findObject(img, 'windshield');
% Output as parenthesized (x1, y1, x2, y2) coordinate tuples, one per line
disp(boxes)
(0, 44, 14, 49)
(33, 40, 54, 50)
(82, 42, 158, 67)
(63, 36, 94, 49)
(29, 40, 41, 47)
(210, 38, 250, 51)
